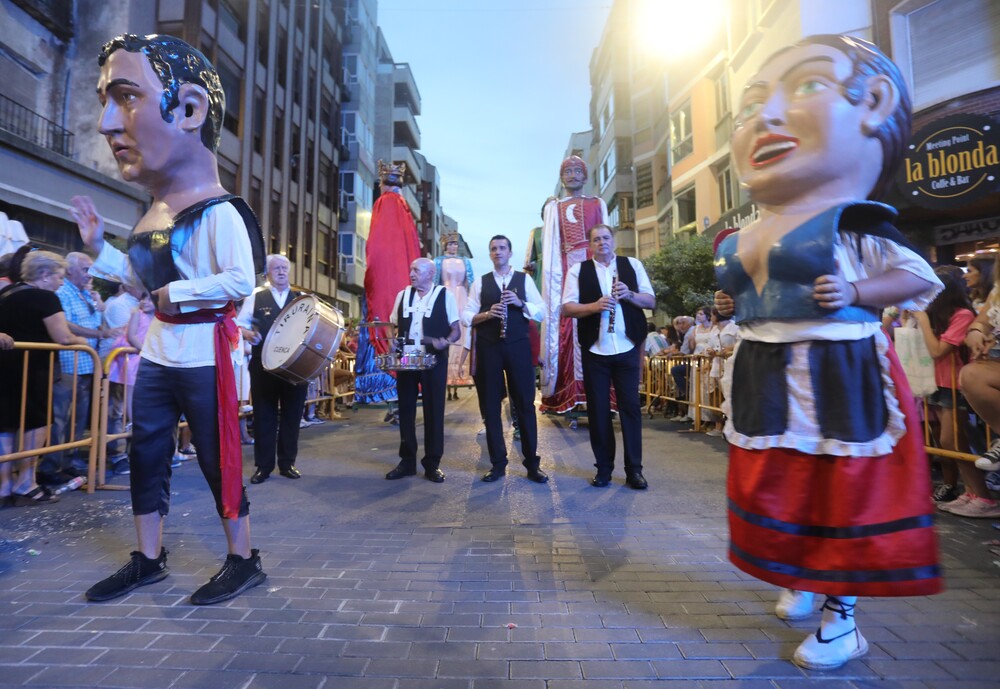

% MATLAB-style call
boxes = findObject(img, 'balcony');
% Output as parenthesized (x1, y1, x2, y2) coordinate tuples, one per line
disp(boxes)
(339, 256, 364, 291)
(392, 105, 420, 149)
(391, 144, 422, 187)
(392, 64, 421, 115)
(11, 0, 73, 40)
(0, 93, 73, 158)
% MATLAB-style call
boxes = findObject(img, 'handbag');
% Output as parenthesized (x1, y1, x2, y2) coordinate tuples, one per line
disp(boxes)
(894, 325, 937, 397)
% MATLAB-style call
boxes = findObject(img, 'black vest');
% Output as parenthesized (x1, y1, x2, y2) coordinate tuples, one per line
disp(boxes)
(250, 288, 301, 365)
(577, 257, 645, 350)
(396, 286, 451, 353)
(476, 271, 528, 345)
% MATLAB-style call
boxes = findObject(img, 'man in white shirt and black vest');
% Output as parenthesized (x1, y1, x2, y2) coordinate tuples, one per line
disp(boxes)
(386, 258, 460, 482)
(237, 255, 307, 484)
(562, 224, 656, 489)
(464, 235, 548, 484)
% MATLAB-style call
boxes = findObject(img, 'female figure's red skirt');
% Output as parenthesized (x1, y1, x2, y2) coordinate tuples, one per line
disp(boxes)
(727, 342, 942, 597)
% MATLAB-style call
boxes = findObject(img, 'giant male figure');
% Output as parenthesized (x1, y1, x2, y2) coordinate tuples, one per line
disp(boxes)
(72, 34, 267, 605)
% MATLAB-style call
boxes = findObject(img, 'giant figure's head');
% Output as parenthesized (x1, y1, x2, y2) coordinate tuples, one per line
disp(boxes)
(560, 155, 588, 193)
(98, 34, 225, 153)
(732, 34, 910, 205)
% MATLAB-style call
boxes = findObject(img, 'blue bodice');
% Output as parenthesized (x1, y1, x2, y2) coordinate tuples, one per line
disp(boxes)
(714, 202, 891, 324)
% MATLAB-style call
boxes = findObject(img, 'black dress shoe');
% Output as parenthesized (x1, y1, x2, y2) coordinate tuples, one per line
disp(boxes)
(481, 468, 506, 482)
(386, 465, 417, 480)
(279, 466, 302, 479)
(526, 469, 549, 484)
(625, 472, 648, 490)
(250, 469, 269, 484)
(424, 469, 445, 483)
(590, 474, 611, 487)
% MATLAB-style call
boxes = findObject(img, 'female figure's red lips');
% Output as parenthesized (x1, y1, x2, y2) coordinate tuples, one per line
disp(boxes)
(750, 134, 799, 168)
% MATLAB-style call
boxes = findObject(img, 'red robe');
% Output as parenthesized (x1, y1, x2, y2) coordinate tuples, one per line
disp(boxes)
(364, 190, 422, 355)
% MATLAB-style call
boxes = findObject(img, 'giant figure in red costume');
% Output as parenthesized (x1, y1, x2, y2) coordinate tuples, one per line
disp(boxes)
(539, 156, 608, 413)
(355, 160, 423, 403)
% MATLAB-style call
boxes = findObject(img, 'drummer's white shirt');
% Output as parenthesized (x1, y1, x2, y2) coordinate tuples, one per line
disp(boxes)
(390, 286, 459, 355)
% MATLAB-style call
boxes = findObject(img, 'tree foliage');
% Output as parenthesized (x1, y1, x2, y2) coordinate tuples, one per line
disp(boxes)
(644, 233, 718, 319)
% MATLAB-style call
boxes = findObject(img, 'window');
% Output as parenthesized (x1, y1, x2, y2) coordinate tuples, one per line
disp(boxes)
(273, 112, 284, 170)
(288, 203, 298, 261)
(715, 70, 730, 122)
(600, 145, 617, 189)
(303, 212, 313, 267)
(675, 185, 697, 229)
(276, 28, 287, 88)
(270, 192, 282, 255)
(249, 178, 262, 219)
(635, 163, 654, 208)
(217, 59, 241, 134)
(339, 232, 353, 260)
(252, 89, 265, 154)
(218, 0, 244, 39)
(306, 141, 316, 190)
(320, 91, 334, 142)
(600, 89, 615, 136)
(318, 225, 333, 277)
(293, 50, 303, 105)
(340, 171, 355, 202)
(318, 157, 332, 208)
(716, 165, 735, 213)
(670, 101, 693, 163)
(256, 2, 269, 66)
(902, 0, 1000, 109)
(343, 54, 359, 84)
(290, 123, 300, 183)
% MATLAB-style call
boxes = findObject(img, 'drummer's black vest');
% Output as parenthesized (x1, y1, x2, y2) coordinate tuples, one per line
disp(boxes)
(476, 271, 528, 345)
(250, 288, 301, 366)
(397, 286, 451, 353)
(577, 257, 645, 350)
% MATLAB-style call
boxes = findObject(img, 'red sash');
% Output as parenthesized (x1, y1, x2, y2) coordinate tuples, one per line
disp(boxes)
(156, 303, 242, 519)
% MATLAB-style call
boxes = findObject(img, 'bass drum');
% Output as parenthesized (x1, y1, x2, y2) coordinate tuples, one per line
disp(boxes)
(262, 294, 345, 384)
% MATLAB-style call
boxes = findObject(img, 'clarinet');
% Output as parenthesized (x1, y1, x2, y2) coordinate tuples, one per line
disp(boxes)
(499, 273, 509, 339)
(607, 267, 618, 333)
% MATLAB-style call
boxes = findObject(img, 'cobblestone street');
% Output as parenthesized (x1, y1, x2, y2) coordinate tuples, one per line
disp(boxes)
(1, 395, 998, 688)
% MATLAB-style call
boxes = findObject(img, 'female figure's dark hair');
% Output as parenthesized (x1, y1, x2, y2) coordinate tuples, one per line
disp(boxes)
(926, 265, 976, 342)
(665, 325, 680, 347)
(966, 256, 995, 304)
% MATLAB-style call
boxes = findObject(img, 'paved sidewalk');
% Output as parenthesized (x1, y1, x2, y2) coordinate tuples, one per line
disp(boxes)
(0, 396, 998, 688)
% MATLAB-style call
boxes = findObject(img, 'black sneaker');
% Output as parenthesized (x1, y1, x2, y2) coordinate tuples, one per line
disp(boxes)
(190, 549, 266, 605)
(932, 483, 959, 502)
(86, 548, 169, 601)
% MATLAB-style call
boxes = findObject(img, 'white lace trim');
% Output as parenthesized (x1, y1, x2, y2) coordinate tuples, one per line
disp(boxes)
(721, 330, 906, 457)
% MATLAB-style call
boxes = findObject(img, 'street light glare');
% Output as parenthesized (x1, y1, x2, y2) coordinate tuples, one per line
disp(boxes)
(634, 0, 726, 62)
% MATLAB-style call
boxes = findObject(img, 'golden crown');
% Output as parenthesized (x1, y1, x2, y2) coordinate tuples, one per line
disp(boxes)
(377, 159, 407, 184)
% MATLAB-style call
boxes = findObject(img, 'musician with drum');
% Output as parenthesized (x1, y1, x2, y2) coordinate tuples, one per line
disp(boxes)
(561, 224, 655, 490)
(237, 254, 308, 484)
(464, 235, 548, 484)
(385, 258, 460, 483)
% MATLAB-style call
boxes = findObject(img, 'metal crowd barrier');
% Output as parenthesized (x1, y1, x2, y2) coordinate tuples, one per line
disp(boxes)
(640, 349, 984, 463)
(0, 343, 102, 492)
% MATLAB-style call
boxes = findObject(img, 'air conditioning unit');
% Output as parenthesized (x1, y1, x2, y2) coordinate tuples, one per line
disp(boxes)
(338, 205, 349, 223)
(338, 143, 350, 161)
(341, 83, 352, 103)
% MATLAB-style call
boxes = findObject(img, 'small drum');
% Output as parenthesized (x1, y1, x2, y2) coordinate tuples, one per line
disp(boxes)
(376, 352, 438, 372)
(262, 295, 345, 384)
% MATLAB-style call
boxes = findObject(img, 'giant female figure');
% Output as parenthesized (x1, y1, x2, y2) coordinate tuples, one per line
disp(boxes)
(714, 35, 942, 671)
(434, 234, 474, 398)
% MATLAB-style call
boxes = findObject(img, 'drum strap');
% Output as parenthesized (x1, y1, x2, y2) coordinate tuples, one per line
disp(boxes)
(156, 303, 243, 519)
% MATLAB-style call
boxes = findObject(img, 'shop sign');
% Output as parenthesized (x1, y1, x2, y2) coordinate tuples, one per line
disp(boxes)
(935, 216, 1000, 246)
(899, 114, 1000, 209)
(704, 201, 759, 238)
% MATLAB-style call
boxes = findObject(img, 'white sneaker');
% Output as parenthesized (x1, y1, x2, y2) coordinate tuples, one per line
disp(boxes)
(792, 627, 868, 670)
(947, 497, 1000, 519)
(975, 439, 1000, 471)
(775, 589, 816, 620)
(937, 493, 974, 513)
(299, 419, 310, 428)
(477, 424, 487, 436)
